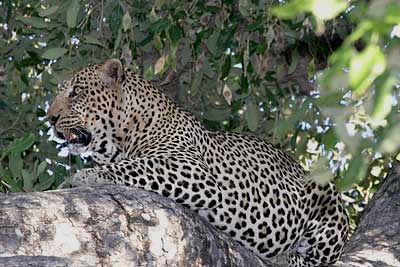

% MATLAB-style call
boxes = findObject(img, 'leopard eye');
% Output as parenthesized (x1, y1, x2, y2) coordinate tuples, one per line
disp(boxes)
(69, 86, 80, 98)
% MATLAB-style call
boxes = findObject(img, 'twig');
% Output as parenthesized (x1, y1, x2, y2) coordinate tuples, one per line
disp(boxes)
(272, 108, 279, 144)
(0, 113, 21, 137)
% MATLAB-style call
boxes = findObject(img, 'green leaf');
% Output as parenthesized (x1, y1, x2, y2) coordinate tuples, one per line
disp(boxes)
(314, 92, 343, 107)
(265, 26, 275, 48)
(37, 161, 48, 177)
(108, 2, 123, 35)
(220, 55, 231, 80)
(143, 64, 154, 80)
(272, 0, 310, 19)
(22, 169, 33, 192)
(9, 152, 23, 179)
(371, 73, 396, 120)
(277, 99, 311, 138)
(36, 108, 46, 117)
(122, 12, 132, 32)
(328, 109, 360, 153)
(272, 0, 347, 20)
(16, 15, 47, 28)
(2, 133, 35, 159)
(113, 28, 123, 53)
(3, 0, 12, 23)
(239, 74, 249, 93)
(206, 31, 220, 57)
(239, 0, 250, 16)
(349, 45, 386, 98)
(321, 128, 337, 150)
(38, 5, 59, 17)
(245, 100, 259, 132)
(180, 43, 192, 66)
(321, 70, 349, 93)
(1, 175, 23, 192)
(83, 35, 104, 47)
(288, 51, 299, 75)
(149, 7, 158, 23)
(310, 0, 348, 20)
(202, 57, 214, 78)
(32, 160, 39, 184)
(377, 122, 400, 154)
(277, 115, 299, 138)
(385, 6, 400, 24)
(167, 24, 183, 47)
(34, 173, 55, 191)
(217, 28, 235, 55)
(153, 34, 163, 50)
(337, 156, 367, 190)
(329, 46, 355, 67)
(53, 166, 68, 188)
(150, 18, 169, 33)
(344, 21, 372, 46)
(190, 69, 204, 94)
(66, 0, 80, 28)
(41, 48, 67, 60)
(202, 108, 230, 122)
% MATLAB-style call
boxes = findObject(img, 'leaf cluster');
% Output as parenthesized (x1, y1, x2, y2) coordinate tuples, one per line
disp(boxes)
(1, 0, 399, 228)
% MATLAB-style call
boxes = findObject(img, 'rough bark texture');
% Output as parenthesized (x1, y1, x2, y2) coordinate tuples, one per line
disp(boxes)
(0, 185, 278, 267)
(334, 161, 400, 267)
(0, 162, 399, 267)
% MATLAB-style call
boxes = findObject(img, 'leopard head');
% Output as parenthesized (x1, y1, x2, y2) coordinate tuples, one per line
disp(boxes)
(47, 59, 125, 162)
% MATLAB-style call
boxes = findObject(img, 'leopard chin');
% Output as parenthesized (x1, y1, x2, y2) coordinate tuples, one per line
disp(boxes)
(65, 143, 91, 155)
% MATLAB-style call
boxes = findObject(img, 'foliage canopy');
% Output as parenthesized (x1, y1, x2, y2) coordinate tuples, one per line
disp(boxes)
(1, 0, 399, 228)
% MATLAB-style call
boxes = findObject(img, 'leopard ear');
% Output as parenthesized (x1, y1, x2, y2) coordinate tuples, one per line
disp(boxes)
(99, 59, 124, 86)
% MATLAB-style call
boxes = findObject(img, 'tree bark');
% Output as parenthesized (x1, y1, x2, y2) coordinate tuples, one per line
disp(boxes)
(1, 161, 399, 267)
(0, 185, 275, 267)
(334, 160, 400, 267)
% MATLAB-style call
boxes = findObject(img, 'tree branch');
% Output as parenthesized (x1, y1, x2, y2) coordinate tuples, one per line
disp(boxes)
(334, 161, 400, 267)
(0, 185, 280, 267)
(1, 162, 399, 267)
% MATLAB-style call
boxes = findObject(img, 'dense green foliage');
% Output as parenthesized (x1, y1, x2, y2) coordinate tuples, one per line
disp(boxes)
(0, 0, 399, 229)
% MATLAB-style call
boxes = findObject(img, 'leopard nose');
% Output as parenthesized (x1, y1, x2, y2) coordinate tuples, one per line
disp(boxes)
(48, 114, 60, 125)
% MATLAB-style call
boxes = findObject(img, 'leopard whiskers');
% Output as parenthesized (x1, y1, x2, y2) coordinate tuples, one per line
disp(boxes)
(64, 128, 73, 179)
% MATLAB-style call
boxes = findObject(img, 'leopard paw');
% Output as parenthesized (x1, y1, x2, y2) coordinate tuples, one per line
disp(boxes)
(71, 168, 102, 186)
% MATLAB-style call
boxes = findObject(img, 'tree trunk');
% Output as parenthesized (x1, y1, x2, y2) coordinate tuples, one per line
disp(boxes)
(334, 160, 400, 267)
(1, 161, 399, 267)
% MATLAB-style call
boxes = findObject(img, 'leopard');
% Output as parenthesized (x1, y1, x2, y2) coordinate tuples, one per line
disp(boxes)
(47, 59, 349, 266)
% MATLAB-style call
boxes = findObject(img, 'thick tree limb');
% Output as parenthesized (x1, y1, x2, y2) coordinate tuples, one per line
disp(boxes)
(334, 161, 400, 267)
(1, 161, 399, 267)
(0, 185, 279, 267)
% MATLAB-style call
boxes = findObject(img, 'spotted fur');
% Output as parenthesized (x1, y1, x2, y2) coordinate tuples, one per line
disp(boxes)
(47, 59, 348, 266)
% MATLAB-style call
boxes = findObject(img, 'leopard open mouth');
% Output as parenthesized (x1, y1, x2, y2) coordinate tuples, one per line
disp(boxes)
(56, 128, 92, 147)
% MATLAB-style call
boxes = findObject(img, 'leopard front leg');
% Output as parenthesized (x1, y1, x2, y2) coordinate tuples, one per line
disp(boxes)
(72, 168, 113, 185)
(71, 157, 221, 210)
